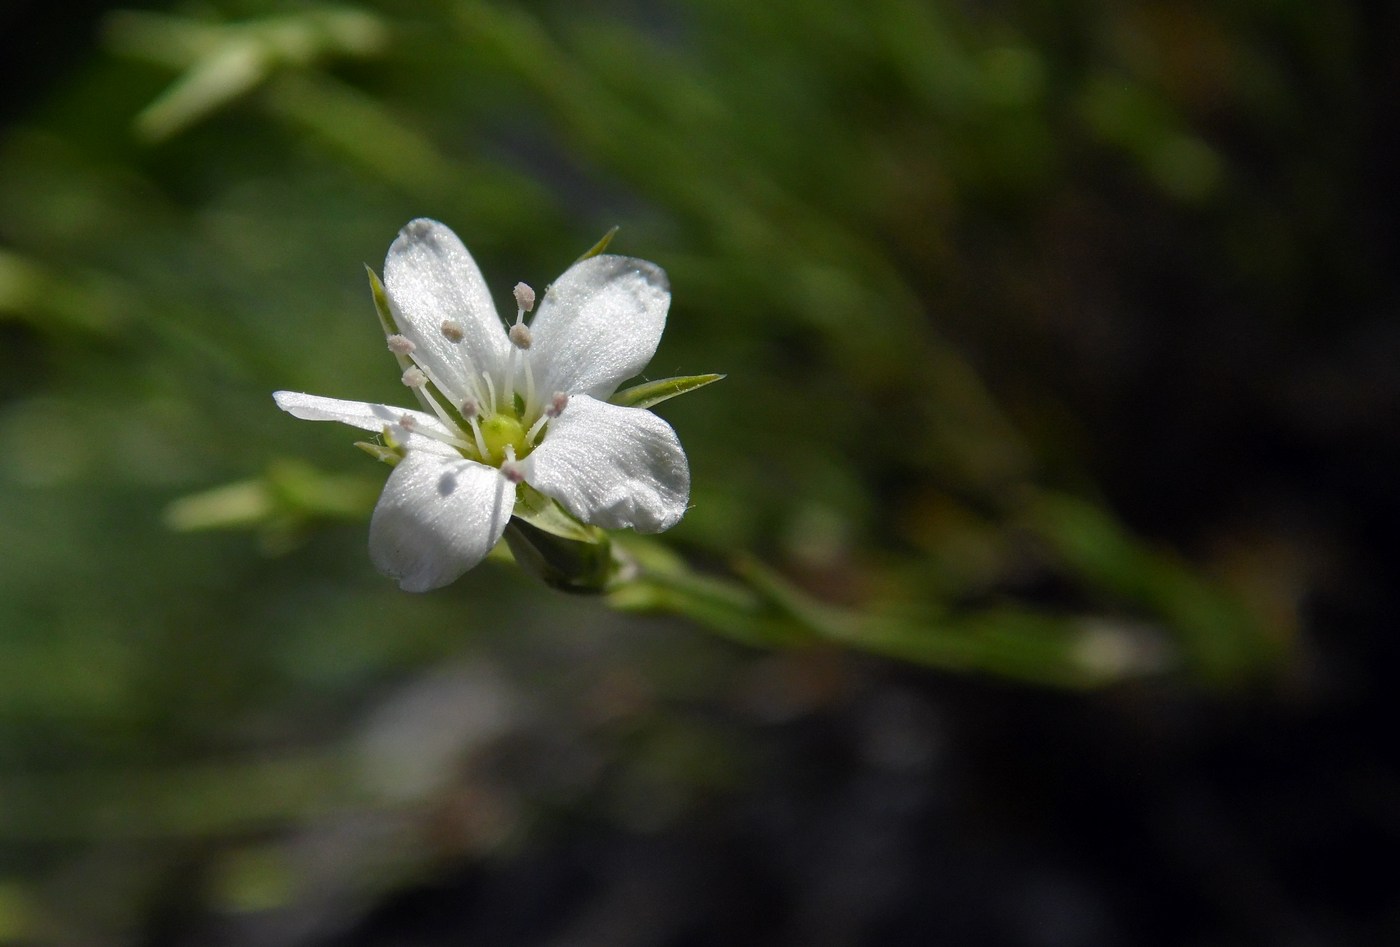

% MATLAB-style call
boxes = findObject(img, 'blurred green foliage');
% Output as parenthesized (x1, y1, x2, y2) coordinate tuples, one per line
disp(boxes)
(0, 0, 1362, 939)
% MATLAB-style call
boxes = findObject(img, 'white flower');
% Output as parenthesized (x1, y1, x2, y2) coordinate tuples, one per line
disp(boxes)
(274, 218, 690, 591)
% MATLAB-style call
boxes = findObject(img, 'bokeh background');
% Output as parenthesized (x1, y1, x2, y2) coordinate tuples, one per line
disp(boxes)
(1, 1, 1397, 944)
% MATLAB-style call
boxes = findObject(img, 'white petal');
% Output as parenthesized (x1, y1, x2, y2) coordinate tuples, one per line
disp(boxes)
(527, 255, 669, 400)
(384, 219, 510, 401)
(369, 451, 515, 592)
(521, 395, 688, 533)
(272, 391, 459, 457)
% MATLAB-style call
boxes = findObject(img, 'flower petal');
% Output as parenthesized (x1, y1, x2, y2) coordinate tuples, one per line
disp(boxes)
(521, 394, 688, 533)
(528, 255, 669, 400)
(272, 391, 459, 456)
(384, 219, 510, 402)
(369, 451, 515, 592)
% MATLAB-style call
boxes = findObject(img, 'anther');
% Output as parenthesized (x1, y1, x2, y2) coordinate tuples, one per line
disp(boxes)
(401, 367, 428, 388)
(459, 398, 480, 419)
(509, 323, 532, 349)
(500, 445, 525, 483)
(513, 282, 536, 313)
(389, 413, 473, 454)
(528, 391, 569, 442)
(440, 320, 464, 343)
(386, 334, 416, 355)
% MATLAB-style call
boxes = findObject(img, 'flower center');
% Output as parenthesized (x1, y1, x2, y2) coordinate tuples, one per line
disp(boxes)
(386, 284, 564, 474)
(477, 412, 532, 465)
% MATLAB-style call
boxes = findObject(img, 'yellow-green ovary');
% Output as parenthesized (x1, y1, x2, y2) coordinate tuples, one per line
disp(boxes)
(477, 413, 532, 464)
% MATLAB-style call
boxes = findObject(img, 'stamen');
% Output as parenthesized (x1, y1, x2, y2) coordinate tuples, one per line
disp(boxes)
(451, 370, 488, 422)
(401, 320, 488, 410)
(389, 317, 487, 411)
(466, 415, 489, 460)
(401, 380, 482, 454)
(523, 356, 537, 418)
(499, 445, 525, 484)
(401, 367, 428, 388)
(508, 282, 534, 353)
(526, 392, 568, 442)
(394, 411, 474, 453)
(414, 384, 466, 436)
(403, 356, 486, 432)
(503, 349, 516, 413)
(411, 426, 475, 454)
(482, 373, 499, 413)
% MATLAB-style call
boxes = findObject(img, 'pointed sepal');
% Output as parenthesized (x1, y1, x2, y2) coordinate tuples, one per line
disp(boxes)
(609, 373, 725, 410)
(572, 226, 620, 265)
(510, 482, 604, 544)
(503, 518, 625, 594)
(365, 265, 400, 340)
(354, 440, 403, 466)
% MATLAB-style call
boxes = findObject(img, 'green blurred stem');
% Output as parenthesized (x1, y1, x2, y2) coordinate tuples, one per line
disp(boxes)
(610, 548, 803, 652)
(1016, 490, 1283, 684)
(610, 538, 1173, 689)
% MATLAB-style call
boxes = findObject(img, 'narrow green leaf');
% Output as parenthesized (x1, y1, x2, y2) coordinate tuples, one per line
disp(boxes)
(609, 373, 725, 410)
(1023, 491, 1277, 683)
(572, 226, 620, 264)
(164, 479, 273, 532)
(733, 556, 1168, 688)
(264, 460, 380, 519)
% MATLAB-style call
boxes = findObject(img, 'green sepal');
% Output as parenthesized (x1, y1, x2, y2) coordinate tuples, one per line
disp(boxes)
(511, 482, 603, 544)
(504, 483, 619, 592)
(572, 226, 620, 264)
(609, 373, 725, 410)
(354, 440, 402, 466)
(365, 266, 400, 342)
(367, 265, 437, 414)
(502, 518, 619, 594)
(353, 424, 405, 466)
